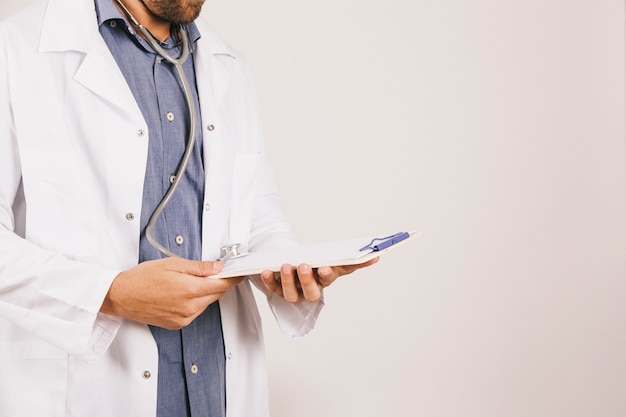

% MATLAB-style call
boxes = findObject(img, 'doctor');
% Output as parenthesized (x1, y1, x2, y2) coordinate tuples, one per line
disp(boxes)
(0, 0, 376, 416)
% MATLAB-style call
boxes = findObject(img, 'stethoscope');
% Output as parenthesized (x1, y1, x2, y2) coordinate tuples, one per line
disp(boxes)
(115, 0, 247, 263)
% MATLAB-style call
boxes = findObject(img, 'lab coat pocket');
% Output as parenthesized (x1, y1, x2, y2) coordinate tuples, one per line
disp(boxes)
(229, 153, 261, 248)
(0, 341, 68, 416)
(21, 150, 99, 257)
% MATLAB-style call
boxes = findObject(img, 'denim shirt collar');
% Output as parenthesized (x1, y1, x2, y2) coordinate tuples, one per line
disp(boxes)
(94, 0, 201, 52)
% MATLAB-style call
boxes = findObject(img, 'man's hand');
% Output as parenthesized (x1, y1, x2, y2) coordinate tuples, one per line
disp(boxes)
(100, 257, 244, 329)
(259, 257, 379, 303)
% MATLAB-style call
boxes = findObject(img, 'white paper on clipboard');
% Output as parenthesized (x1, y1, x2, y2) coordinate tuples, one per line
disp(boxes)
(210, 230, 420, 279)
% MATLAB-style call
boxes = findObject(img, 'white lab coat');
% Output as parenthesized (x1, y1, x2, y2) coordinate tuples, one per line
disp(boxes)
(0, 0, 323, 416)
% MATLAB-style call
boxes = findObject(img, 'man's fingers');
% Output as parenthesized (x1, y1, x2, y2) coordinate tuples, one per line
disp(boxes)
(279, 264, 300, 303)
(317, 266, 338, 287)
(261, 270, 283, 297)
(161, 257, 242, 297)
(318, 257, 380, 287)
(163, 257, 224, 277)
(261, 264, 322, 303)
(259, 257, 380, 304)
(297, 264, 322, 302)
(201, 275, 245, 291)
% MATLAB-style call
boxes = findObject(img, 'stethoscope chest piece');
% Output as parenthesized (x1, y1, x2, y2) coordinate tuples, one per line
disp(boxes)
(219, 243, 248, 262)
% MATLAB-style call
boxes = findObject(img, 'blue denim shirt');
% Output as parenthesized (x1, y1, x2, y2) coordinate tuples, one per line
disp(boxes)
(95, 1, 226, 416)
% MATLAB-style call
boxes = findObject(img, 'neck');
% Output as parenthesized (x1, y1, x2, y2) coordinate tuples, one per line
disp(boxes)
(114, 0, 172, 42)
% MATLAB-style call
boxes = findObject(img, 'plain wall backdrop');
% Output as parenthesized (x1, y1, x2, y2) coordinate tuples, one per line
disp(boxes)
(2, 1, 625, 416)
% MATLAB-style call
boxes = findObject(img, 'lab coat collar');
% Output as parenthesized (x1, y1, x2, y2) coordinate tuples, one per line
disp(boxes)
(38, 0, 233, 114)
(38, 0, 99, 54)
(39, 0, 235, 57)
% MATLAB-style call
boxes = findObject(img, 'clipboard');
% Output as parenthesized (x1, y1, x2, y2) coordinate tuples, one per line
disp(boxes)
(211, 230, 419, 279)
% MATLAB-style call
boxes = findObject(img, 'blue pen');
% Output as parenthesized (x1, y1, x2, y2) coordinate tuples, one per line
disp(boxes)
(359, 232, 410, 252)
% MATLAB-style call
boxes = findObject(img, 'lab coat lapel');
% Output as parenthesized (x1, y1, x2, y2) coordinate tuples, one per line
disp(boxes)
(194, 35, 233, 175)
(74, 43, 144, 117)
(193, 23, 233, 108)
(39, 0, 143, 118)
(194, 30, 235, 256)
(194, 36, 232, 129)
(36, 0, 148, 264)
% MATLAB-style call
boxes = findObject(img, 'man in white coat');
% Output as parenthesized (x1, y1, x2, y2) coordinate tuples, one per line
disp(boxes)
(0, 0, 375, 416)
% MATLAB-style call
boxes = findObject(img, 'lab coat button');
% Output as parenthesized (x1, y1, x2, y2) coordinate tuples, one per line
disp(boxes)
(137, 129, 145, 137)
(207, 124, 215, 131)
(142, 371, 151, 379)
(227, 353, 232, 360)
(204, 203, 211, 211)
(166, 112, 175, 122)
(191, 364, 198, 374)
(125, 213, 135, 221)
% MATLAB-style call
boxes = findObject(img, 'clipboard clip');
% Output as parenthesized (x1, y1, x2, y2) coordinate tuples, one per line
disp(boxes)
(359, 232, 410, 252)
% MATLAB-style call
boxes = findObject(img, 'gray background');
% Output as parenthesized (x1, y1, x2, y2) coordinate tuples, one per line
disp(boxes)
(1, 1, 625, 416)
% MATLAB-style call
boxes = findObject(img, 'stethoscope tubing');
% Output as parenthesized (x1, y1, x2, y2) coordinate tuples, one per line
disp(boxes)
(116, 0, 197, 258)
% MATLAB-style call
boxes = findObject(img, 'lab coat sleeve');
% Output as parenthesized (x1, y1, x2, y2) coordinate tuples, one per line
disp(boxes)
(234, 57, 325, 338)
(247, 155, 326, 339)
(0, 32, 122, 359)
